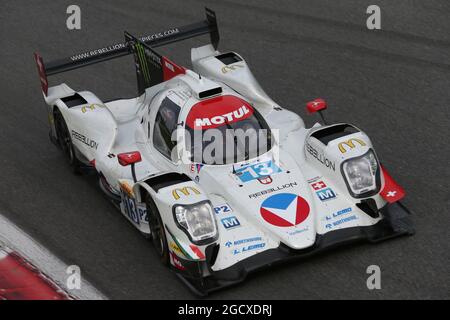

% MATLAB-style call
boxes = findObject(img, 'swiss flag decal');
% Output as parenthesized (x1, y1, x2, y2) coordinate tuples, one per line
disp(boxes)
(380, 166, 405, 203)
(306, 98, 327, 113)
(311, 181, 327, 190)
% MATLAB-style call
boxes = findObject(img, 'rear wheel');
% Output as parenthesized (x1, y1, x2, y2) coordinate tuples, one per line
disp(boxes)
(145, 194, 169, 265)
(53, 109, 82, 173)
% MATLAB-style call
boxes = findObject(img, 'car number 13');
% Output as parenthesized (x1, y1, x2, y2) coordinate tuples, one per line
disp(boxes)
(235, 161, 281, 183)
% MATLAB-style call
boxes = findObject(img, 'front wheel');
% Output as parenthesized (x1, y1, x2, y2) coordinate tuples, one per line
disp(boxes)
(145, 194, 169, 265)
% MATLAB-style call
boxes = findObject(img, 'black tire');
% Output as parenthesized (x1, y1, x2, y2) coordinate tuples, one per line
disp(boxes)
(53, 108, 82, 173)
(145, 194, 169, 265)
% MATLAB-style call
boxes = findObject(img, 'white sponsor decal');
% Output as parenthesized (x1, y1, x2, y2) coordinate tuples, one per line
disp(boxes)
(195, 105, 251, 128)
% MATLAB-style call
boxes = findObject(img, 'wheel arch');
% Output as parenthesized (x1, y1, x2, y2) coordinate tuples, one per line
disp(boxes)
(134, 172, 192, 203)
(133, 172, 208, 229)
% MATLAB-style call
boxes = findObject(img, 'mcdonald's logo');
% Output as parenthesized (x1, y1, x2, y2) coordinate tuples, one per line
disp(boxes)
(172, 187, 201, 200)
(221, 65, 244, 74)
(81, 104, 98, 114)
(338, 138, 367, 153)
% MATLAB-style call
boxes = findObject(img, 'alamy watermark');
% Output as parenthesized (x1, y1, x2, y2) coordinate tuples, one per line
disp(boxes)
(170, 128, 280, 166)
(366, 265, 381, 290)
(66, 265, 81, 290)
(66, 5, 81, 30)
(64, 5, 381, 33)
(366, 5, 381, 30)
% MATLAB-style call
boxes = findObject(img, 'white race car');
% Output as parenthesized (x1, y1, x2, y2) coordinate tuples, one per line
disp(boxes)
(34, 9, 414, 295)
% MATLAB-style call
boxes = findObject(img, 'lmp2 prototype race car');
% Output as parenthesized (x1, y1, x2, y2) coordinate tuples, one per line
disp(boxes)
(34, 8, 414, 295)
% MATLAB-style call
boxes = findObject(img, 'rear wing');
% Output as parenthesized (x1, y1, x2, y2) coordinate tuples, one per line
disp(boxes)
(34, 7, 219, 96)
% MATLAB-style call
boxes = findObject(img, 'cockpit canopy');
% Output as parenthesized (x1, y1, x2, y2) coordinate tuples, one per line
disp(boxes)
(151, 93, 273, 165)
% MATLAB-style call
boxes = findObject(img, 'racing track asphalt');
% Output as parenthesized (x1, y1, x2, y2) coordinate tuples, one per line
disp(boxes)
(0, 0, 449, 299)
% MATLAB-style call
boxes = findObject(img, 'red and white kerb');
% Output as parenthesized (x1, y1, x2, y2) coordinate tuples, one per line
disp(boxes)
(0, 248, 71, 300)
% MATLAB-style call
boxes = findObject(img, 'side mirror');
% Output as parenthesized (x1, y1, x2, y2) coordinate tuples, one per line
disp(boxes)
(118, 151, 142, 183)
(118, 151, 142, 167)
(306, 98, 327, 113)
(306, 98, 327, 125)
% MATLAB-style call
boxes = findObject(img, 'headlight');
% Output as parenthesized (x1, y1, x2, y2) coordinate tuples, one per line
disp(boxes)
(342, 150, 380, 197)
(173, 201, 218, 244)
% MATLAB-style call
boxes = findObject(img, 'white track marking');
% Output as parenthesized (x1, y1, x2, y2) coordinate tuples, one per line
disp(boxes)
(0, 213, 107, 300)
